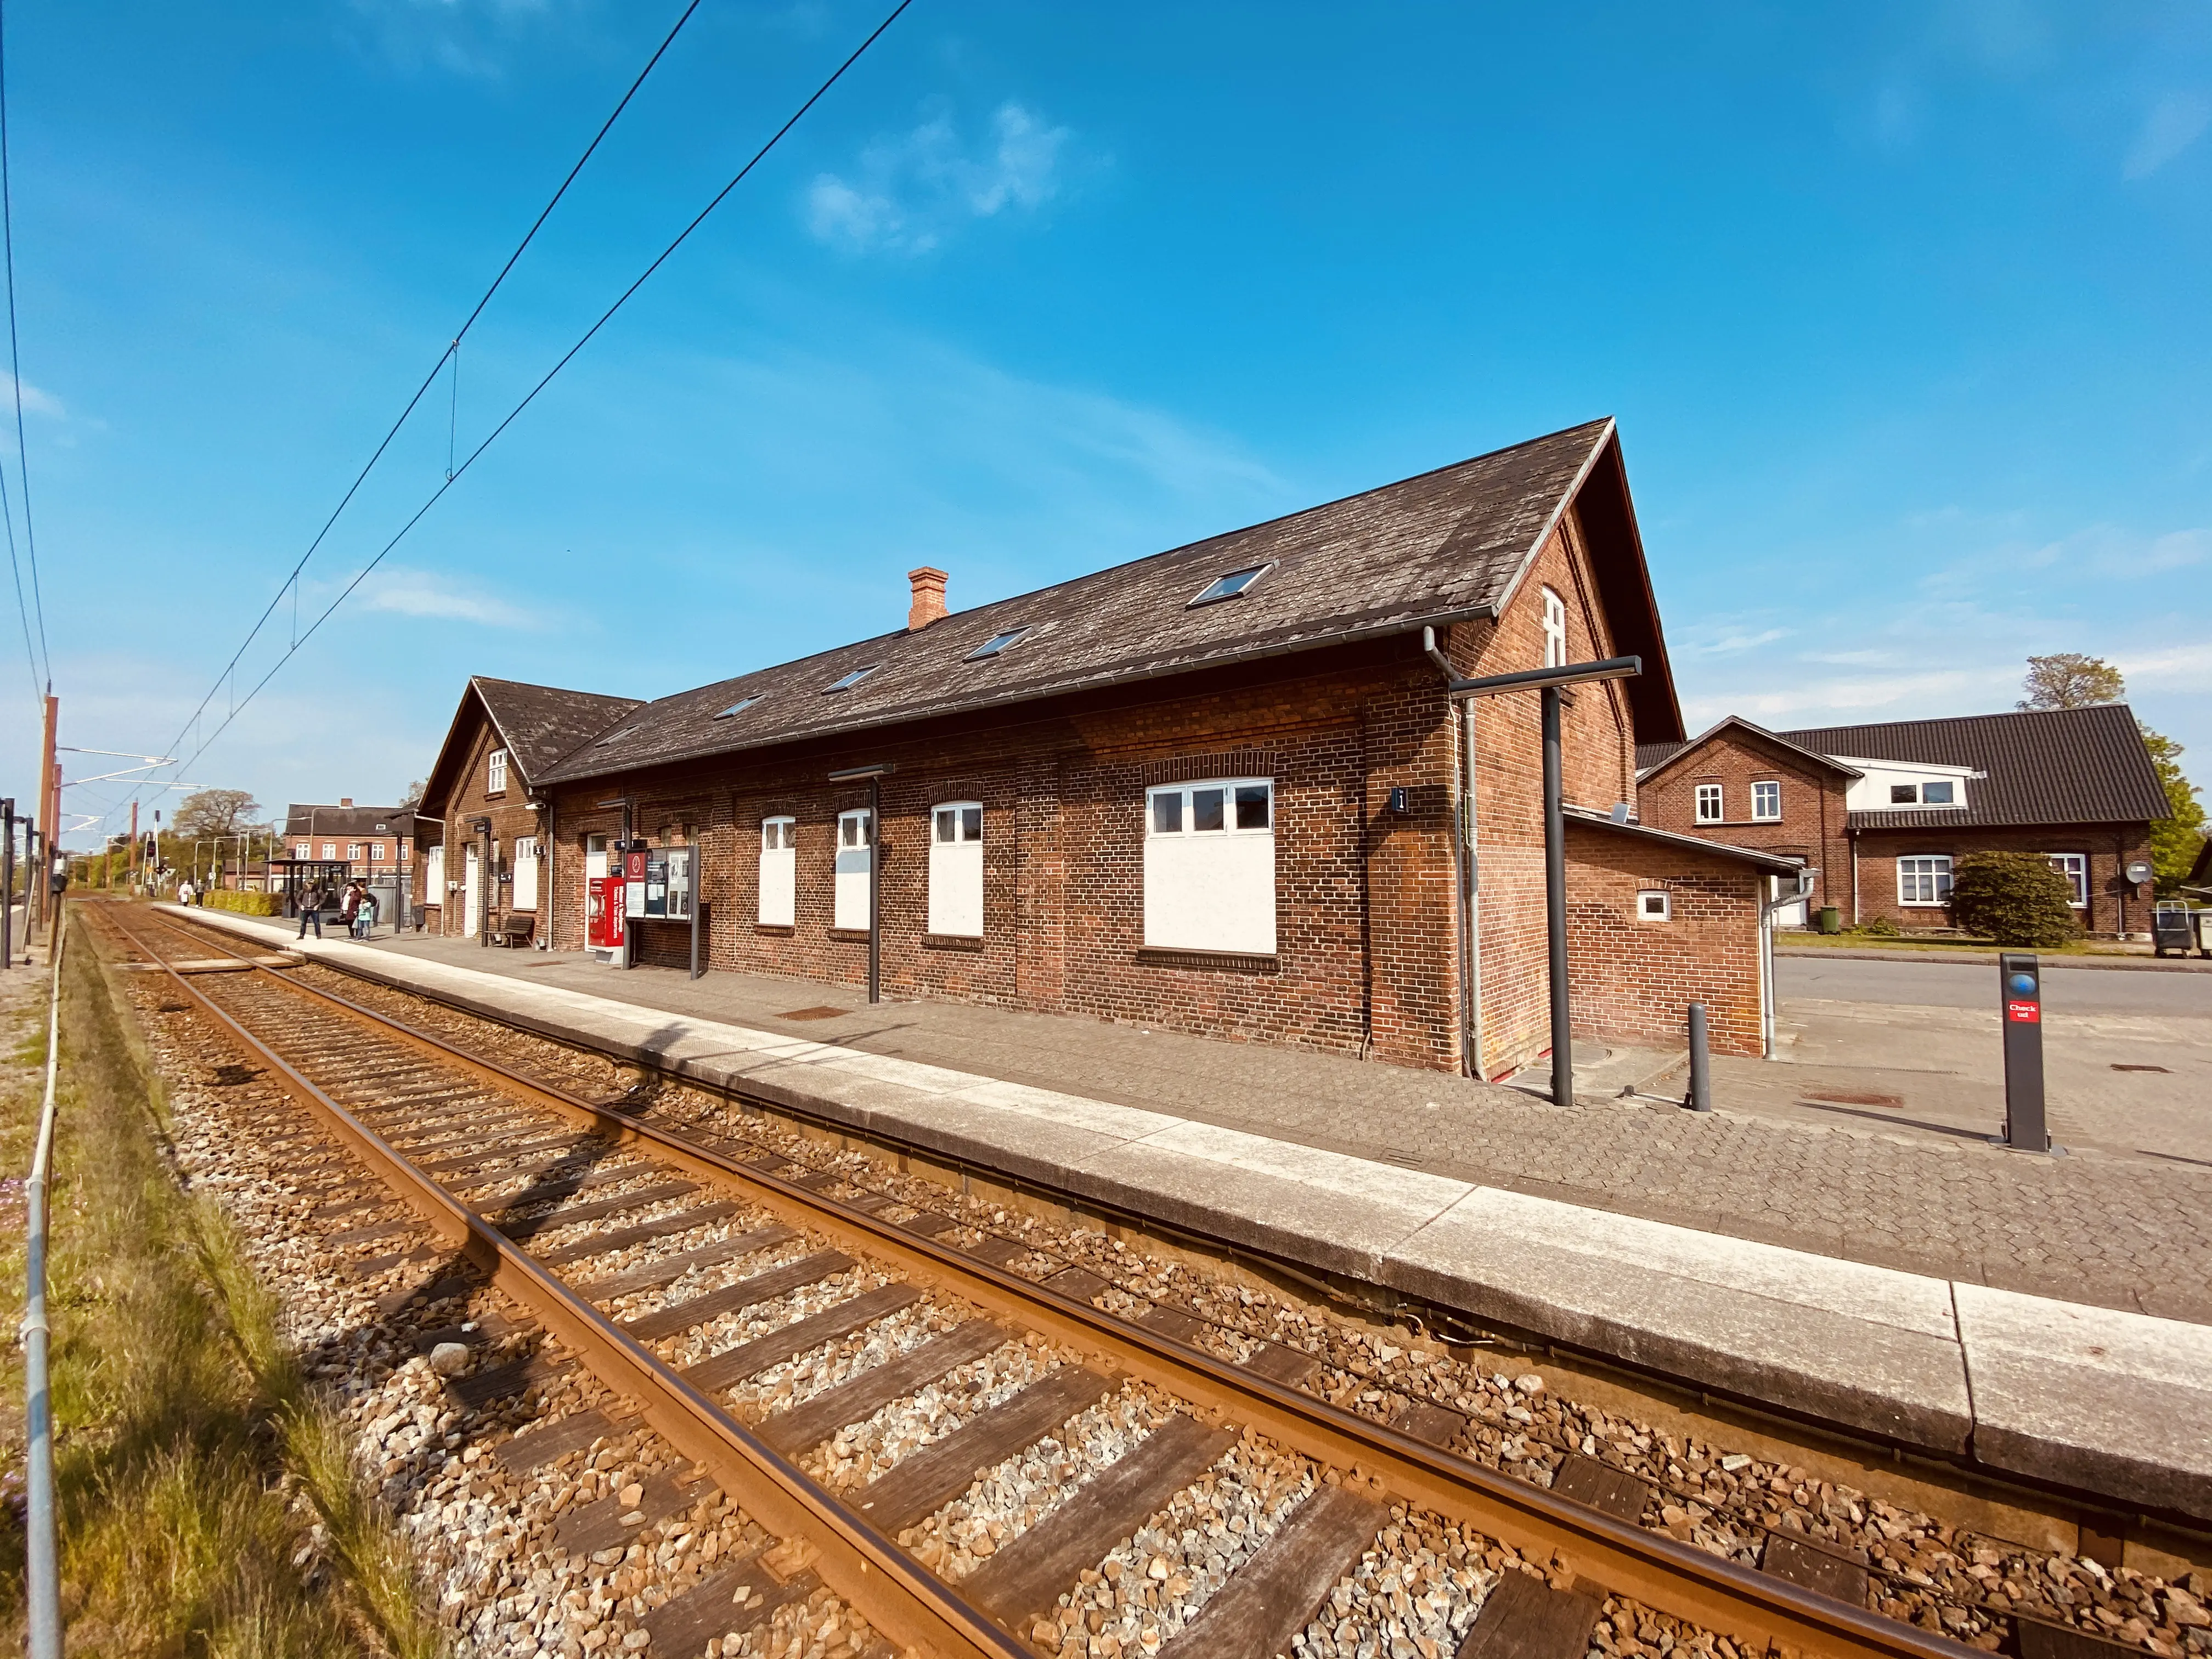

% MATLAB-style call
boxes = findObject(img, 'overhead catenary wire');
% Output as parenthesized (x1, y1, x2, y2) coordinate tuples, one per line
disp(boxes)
(0, 0, 48, 702)
(153, 0, 916, 793)
(134, 0, 713, 817)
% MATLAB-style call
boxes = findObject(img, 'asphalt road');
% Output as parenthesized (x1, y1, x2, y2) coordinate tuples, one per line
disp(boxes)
(1776, 953, 2212, 1015)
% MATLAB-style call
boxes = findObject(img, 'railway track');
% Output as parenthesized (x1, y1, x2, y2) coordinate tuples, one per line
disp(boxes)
(96, 904, 2035, 1659)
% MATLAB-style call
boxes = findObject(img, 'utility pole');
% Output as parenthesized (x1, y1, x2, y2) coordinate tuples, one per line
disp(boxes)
(33, 691, 55, 933)
(127, 800, 139, 894)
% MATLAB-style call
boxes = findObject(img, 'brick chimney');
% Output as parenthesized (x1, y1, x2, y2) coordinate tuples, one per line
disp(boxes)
(340, 797, 353, 808)
(907, 566, 948, 631)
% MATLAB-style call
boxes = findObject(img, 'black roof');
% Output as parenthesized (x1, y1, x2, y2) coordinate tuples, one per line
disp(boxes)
(1635, 716, 1863, 783)
(1777, 704, 2169, 830)
(284, 803, 415, 838)
(542, 419, 1685, 785)
(422, 676, 647, 807)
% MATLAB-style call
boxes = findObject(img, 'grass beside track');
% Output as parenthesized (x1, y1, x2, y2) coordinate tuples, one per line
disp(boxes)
(0, 908, 444, 1657)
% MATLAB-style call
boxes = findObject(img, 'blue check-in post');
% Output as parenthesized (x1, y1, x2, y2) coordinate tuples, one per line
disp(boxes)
(1997, 952, 2049, 1153)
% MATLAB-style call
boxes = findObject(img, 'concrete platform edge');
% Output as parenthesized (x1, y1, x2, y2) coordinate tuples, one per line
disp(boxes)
(153, 906, 2212, 1525)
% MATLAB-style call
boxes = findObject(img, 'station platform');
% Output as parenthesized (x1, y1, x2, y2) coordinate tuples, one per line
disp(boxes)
(150, 904, 2212, 1527)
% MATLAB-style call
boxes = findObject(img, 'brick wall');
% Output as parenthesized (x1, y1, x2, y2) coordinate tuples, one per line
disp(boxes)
(418, 701, 549, 943)
(1852, 825, 2155, 938)
(1636, 727, 1848, 915)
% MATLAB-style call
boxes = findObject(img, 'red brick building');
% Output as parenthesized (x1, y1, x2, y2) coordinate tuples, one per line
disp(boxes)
(1637, 704, 2166, 939)
(421, 420, 1804, 1071)
(414, 676, 643, 944)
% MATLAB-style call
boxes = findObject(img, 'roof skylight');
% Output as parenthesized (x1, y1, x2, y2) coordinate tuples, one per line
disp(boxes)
(713, 696, 761, 719)
(822, 665, 879, 694)
(1187, 563, 1271, 607)
(966, 627, 1030, 661)
(595, 725, 641, 747)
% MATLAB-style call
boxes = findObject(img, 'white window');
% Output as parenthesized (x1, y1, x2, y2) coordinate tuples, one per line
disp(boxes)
(424, 844, 444, 898)
(1695, 784, 1723, 823)
(929, 802, 985, 937)
(487, 748, 508, 794)
(1143, 778, 1276, 955)
(512, 835, 540, 911)
(834, 809, 873, 930)
(1637, 890, 1671, 922)
(1921, 780, 1954, 805)
(1751, 781, 1781, 821)
(1898, 855, 1953, 906)
(2047, 853, 2088, 908)
(584, 834, 609, 879)
(370, 841, 385, 861)
(321, 842, 336, 859)
(758, 817, 796, 927)
(295, 842, 309, 858)
(1541, 586, 1567, 668)
(347, 843, 362, 862)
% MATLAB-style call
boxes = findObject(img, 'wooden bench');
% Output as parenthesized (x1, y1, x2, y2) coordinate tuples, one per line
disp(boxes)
(493, 913, 535, 948)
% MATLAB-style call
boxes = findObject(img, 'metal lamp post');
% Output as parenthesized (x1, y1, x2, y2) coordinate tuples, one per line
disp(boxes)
(1432, 652, 1643, 1105)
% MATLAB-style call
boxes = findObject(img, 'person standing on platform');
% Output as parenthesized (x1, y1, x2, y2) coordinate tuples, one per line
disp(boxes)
(338, 880, 362, 939)
(176, 878, 194, 907)
(297, 880, 325, 940)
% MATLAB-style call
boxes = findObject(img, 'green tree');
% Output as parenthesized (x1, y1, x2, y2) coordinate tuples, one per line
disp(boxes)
(1950, 852, 2080, 948)
(2015, 654, 2204, 893)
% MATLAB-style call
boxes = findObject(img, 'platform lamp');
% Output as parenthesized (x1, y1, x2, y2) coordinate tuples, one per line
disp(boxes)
(827, 762, 895, 1003)
(1427, 640, 1642, 1106)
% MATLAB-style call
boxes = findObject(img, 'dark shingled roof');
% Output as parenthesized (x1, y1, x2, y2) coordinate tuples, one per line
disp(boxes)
(544, 419, 1684, 785)
(284, 803, 415, 839)
(1776, 704, 2169, 830)
(1634, 716, 1861, 783)
(472, 676, 647, 784)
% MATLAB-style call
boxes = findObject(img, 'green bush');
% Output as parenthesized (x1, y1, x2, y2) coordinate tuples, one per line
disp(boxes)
(1857, 916, 1899, 939)
(1948, 852, 2079, 948)
(196, 890, 281, 917)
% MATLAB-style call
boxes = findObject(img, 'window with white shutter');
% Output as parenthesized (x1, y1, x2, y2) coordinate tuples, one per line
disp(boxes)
(1142, 778, 1274, 954)
(928, 803, 984, 936)
(759, 818, 796, 926)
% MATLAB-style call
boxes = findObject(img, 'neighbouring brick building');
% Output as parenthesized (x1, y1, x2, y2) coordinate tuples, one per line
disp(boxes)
(414, 676, 643, 943)
(284, 799, 417, 880)
(1637, 704, 2167, 939)
(418, 420, 1806, 1073)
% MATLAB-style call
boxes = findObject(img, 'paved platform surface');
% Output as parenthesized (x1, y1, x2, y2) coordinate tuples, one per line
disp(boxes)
(264, 917, 2210, 1324)
(153, 905, 2212, 1520)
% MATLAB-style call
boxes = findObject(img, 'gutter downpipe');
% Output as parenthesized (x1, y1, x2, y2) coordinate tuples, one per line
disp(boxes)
(1423, 627, 1482, 1079)
(23, 917, 65, 1657)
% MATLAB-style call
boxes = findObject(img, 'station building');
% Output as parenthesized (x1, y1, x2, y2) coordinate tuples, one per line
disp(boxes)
(1636, 704, 2167, 939)
(417, 420, 1804, 1076)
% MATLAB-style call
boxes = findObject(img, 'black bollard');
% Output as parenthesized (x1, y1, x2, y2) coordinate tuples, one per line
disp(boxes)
(1686, 1002, 1712, 1112)
(1996, 952, 2050, 1152)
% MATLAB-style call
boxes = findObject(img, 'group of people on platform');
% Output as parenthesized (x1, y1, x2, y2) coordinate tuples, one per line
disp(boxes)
(295, 878, 378, 940)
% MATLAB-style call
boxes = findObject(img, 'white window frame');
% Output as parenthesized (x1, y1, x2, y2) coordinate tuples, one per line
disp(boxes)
(834, 808, 874, 930)
(1695, 783, 1724, 823)
(758, 817, 796, 927)
(487, 748, 509, 794)
(512, 835, 540, 911)
(1541, 586, 1568, 668)
(1186, 564, 1272, 608)
(928, 801, 985, 938)
(1897, 855, 1954, 907)
(424, 844, 444, 901)
(1750, 781, 1781, 822)
(2046, 852, 2088, 909)
(295, 842, 310, 858)
(321, 842, 336, 859)
(1920, 779, 1956, 806)
(1637, 889, 1671, 922)
(1142, 777, 1276, 955)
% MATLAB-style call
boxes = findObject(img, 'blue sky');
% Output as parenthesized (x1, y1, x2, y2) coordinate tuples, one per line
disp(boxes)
(5, 0, 2209, 844)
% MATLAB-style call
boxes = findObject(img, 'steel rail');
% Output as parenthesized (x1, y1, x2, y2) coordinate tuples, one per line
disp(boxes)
(105, 907, 1026, 1659)
(112, 908, 1979, 1659)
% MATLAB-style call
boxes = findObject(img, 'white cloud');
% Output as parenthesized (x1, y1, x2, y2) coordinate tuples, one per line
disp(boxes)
(358, 566, 537, 627)
(806, 101, 1076, 256)
(0, 374, 64, 419)
(342, 0, 561, 79)
(1694, 627, 1793, 656)
(2124, 93, 2211, 179)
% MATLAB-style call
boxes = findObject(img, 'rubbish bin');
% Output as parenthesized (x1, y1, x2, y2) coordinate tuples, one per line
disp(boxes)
(2153, 905, 2194, 958)
(1817, 906, 1842, 935)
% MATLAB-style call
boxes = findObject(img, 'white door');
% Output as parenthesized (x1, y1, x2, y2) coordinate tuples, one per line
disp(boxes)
(834, 809, 872, 931)
(928, 802, 983, 936)
(464, 847, 481, 938)
(759, 819, 796, 926)
(425, 845, 444, 921)
(512, 836, 540, 911)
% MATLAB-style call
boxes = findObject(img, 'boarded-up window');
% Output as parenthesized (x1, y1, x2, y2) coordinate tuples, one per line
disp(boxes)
(759, 817, 796, 926)
(1143, 778, 1274, 955)
(929, 802, 983, 937)
(834, 809, 872, 931)
(512, 836, 540, 911)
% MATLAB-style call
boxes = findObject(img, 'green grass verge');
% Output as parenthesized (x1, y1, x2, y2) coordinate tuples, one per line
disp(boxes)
(0, 911, 445, 1656)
